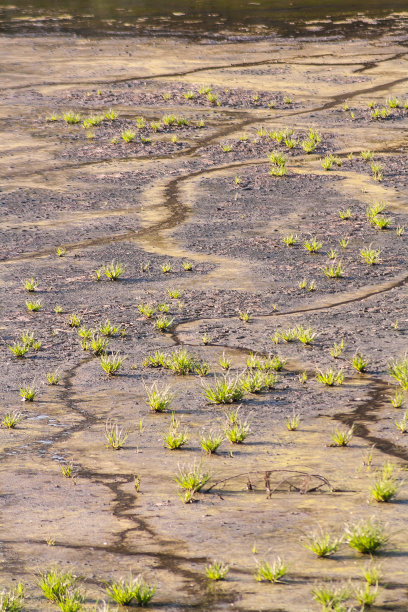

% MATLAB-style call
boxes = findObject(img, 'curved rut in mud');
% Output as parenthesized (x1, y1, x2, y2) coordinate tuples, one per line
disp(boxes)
(4, 48, 408, 92)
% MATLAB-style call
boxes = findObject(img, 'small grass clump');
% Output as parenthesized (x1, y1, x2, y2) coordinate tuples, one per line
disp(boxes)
(121, 130, 136, 142)
(100, 353, 124, 376)
(285, 413, 300, 431)
(267, 151, 286, 166)
(202, 375, 244, 404)
(395, 410, 408, 433)
(205, 561, 229, 581)
(106, 575, 156, 606)
(2, 410, 23, 429)
(282, 233, 298, 246)
(166, 348, 197, 375)
(46, 371, 60, 385)
(224, 420, 251, 444)
(26, 300, 42, 312)
(311, 583, 350, 609)
(163, 414, 189, 450)
(316, 369, 344, 386)
(240, 370, 278, 393)
(60, 463, 73, 478)
(69, 313, 81, 327)
(103, 261, 125, 280)
(344, 518, 388, 554)
(9, 342, 29, 358)
(329, 339, 344, 358)
(200, 431, 224, 454)
(24, 278, 37, 292)
(138, 303, 156, 319)
(354, 582, 378, 608)
(388, 355, 408, 390)
(303, 529, 341, 558)
(142, 351, 166, 368)
(351, 353, 369, 373)
(99, 320, 120, 337)
(90, 335, 109, 356)
(296, 325, 317, 345)
(63, 111, 81, 124)
(338, 208, 351, 220)
(330, 425, 354, 447)
(175, 461, 211, 502)
(322, 262, 344, 278)
(0, 582, 25, 611)
(238, 310, 251, 323)
(19, 385, 36, 401)
(145, 383, 173, 413)
(390, 390, 404, 408)
(219, 352, 231, 371)
(254, 558, 288, 583)
(360, 245, 381, 265)
(304, 237, 322, 253)
(362, 562, 381, 585)
(39, 568, 76, 603)
(370, 462, 398, 502)
(105, 420, 128, 450)
(155, 315, 173, 332)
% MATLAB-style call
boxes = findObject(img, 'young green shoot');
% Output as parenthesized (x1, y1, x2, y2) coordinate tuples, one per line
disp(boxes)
(106, 575, 156, 606)
(2, 410, 23, 429)
(255, 558, 288, 583)
(390, 390, 404, 408)
(103, 261, 125, 280)
(286, 413, 300, 431)
(47, 371, 60, 385)
(316, 369, 344, 386)
(330, 425, 354, 447)
(370, 462, 398, 502)
(205, 561, 229, 581)
(100, 353, 124, 376)
(344, 518, 388, 554)
(302, 529, 341, 558)
(200, 431, 224, 454)
(202, 375, 244, 404)
(219, 352, 231, 371)
(323, 262, 344, 278)
(304, 237, 323, 253)
(282, 234, 298, 246)
(26, 300, 42, 312)
(105, 420, 128, 450)
(121, 130, 136, 142)
(224, 420, 251, 444)
(19, 385, 36, 401)
(163, 413, 189, 449)
(9, 342, 29, 358)
(395, 410, 408, 433)
(338, 209, 351, 220)
(351, 353, 369, 373)
(330, 339, 344, 359)
(145, 383, 173, 412)
(388, 355, 408, 390)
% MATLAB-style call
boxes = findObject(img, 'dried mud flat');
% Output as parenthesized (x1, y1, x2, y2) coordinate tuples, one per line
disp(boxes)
(1, 34, 408, 611)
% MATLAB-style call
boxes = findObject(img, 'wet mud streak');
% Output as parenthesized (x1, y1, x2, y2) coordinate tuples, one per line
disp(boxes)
(333, 378, 408, 462)
(4, 48, 408, 91)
